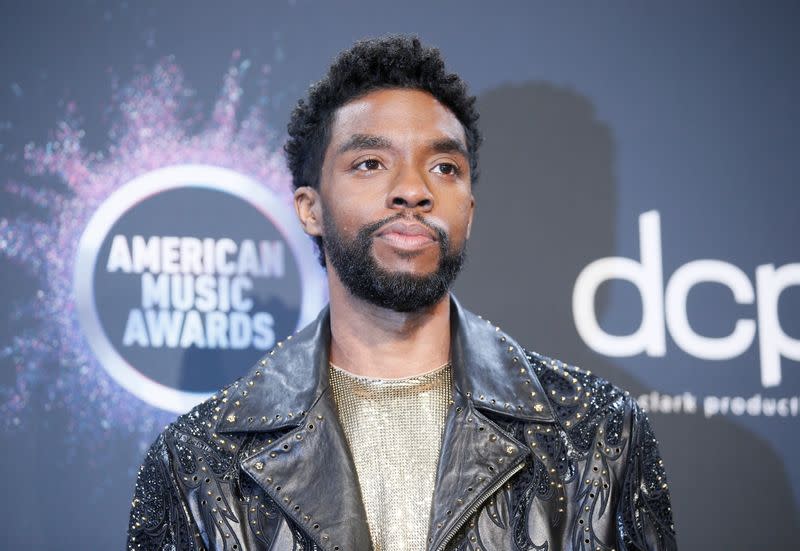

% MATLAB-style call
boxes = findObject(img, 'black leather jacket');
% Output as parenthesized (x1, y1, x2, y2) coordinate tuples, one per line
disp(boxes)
(127, 299, 677, 550)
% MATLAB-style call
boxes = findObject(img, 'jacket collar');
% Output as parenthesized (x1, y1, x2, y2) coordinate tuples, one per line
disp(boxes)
(217, 296, 555, 550)
(217, 295, 554, 436)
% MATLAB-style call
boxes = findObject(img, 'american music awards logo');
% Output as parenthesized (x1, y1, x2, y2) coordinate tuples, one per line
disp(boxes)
(74, 165, 324, 413)
(0, 57, 326, 433)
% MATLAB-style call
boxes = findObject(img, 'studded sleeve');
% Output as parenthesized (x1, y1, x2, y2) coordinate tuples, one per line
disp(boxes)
(127, 432, 201, 551)
(615, 401, 678, 551)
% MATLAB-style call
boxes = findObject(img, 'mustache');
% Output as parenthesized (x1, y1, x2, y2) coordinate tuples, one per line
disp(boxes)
(361, 213, 448, 243)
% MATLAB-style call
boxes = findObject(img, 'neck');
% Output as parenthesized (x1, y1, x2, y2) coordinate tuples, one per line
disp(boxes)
(327, 272, 451, 379)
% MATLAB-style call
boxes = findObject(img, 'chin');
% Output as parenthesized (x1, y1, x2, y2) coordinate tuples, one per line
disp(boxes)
(380, 263, 440, 280)
(374, 252, 440, 274)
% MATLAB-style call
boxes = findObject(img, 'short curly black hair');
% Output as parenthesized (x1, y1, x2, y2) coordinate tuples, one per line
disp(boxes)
(285, 35, 481, 264)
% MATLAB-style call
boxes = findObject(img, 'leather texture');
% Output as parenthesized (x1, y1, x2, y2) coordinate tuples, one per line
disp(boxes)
(127, 298, 677, 550)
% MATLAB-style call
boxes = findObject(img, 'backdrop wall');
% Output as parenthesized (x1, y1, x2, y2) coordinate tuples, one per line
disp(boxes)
(1, 1, 797, 549)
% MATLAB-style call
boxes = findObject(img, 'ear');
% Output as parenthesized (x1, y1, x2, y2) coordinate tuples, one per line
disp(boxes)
(294, 186, 323, 237)
(465, 193, 475, 239)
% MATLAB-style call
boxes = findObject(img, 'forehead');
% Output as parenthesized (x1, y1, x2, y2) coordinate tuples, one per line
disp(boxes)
(328, 88, 467, 149)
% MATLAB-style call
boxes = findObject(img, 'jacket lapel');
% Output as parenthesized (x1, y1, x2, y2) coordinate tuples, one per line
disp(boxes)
(426, 299, 555, 550)
(240, 393, 372, 551)
(216, 308, 371, 550)
(427, 393, 530, 550)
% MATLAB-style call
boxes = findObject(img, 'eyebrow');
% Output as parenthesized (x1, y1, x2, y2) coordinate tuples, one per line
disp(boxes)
(335, 133, 469, 159)
(429, 137, 469, 159)
(336, 134, 393, 155)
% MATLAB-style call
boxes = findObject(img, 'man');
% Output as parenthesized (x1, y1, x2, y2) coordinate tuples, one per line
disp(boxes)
(128, 36, 677, 551)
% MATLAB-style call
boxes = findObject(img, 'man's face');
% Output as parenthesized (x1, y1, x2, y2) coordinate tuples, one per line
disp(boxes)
(313, 88, 475, 312)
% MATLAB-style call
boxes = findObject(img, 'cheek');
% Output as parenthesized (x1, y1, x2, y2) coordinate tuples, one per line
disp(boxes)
(454, 220, 471, 245)
(448, 200, 474, 239)
(323, 203, 365, 238)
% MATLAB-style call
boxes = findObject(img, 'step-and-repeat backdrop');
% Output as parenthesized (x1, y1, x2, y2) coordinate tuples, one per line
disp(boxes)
(1, 2, 797, 549)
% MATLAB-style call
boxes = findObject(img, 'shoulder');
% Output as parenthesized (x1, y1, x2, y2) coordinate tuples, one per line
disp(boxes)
(525, 349, 630, 408)
(523, 350, 676, 546)
(523, 348, 643, 451)
(145, 381, 248, 471)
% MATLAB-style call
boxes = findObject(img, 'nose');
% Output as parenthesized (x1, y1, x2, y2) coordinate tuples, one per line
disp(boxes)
(387, 167, 434, 211)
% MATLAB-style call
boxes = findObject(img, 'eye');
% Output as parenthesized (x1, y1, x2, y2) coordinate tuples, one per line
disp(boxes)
(354, 158, 384, 171)
(431, 162, 460, 176)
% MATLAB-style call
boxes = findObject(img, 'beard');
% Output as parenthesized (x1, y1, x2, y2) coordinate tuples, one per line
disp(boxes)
(321, 208, 466, 313)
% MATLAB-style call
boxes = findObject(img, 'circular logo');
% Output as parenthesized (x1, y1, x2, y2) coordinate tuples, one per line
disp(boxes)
(74, 164, 325, 413)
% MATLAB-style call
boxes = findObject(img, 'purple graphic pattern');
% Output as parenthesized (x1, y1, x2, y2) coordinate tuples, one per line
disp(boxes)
(0, 54, 291, 450)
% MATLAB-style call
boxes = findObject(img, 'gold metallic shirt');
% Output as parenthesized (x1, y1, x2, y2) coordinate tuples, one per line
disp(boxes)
(329, 362, 453, 551)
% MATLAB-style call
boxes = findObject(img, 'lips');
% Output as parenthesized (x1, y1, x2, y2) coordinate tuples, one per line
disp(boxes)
(374, 220, 437, 250)
(376, 220, 437, 239)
